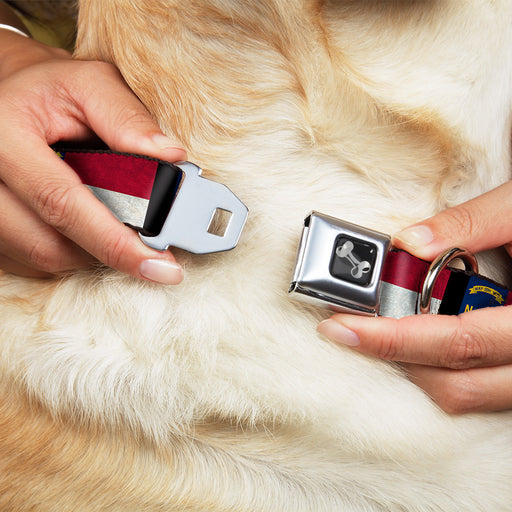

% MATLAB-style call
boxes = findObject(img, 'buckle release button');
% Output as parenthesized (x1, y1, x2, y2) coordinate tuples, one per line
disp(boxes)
(330, 236, 378, 286)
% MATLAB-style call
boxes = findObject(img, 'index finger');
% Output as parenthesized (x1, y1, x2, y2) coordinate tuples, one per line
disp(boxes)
(317, 306, 512, 370)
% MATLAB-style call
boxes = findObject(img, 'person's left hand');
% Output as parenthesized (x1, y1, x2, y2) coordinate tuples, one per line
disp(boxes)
(0, 30, 187, 282)
(317, 181, 512, 414)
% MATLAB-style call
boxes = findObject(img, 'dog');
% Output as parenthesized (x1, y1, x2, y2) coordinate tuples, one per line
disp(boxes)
(1, 0, 512, 510)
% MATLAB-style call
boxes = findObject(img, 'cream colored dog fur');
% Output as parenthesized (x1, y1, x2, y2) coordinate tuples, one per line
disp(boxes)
(1, 1, 512, 510)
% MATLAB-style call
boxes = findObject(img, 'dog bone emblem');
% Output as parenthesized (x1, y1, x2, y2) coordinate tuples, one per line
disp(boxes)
(336, 240, 372, 279)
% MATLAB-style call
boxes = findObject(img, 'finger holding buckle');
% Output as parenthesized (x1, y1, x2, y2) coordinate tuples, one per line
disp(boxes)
(317, 306, 512, 412)
(319, 307, 512, 369)
(0, 133, 183, 283)
(393, 180, 512, 260)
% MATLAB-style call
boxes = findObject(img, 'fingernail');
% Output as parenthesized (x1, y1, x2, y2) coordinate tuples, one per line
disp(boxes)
(151, 134, 187, 160)
(139, 259, 184, 285)
(394, 225, 434, 249)
(317, 319, 360, 347)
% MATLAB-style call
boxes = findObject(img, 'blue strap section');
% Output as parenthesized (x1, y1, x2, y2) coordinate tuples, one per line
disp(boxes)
(457, 276, 510, 314)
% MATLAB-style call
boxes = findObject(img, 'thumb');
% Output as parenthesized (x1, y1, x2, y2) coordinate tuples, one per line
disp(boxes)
(392, 181, 512, 260)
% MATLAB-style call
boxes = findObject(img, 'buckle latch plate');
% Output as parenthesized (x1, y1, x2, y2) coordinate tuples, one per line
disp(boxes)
(140, 162, 248, 254)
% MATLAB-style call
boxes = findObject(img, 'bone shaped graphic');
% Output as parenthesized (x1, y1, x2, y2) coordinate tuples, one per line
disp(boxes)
(335, 240, 372, 279)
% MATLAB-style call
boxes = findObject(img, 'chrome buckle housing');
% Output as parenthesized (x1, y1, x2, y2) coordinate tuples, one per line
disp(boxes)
(289, 212, 391, 316)
(140, 162, 248, 254)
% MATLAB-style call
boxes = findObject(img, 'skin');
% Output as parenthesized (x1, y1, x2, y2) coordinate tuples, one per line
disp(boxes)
(318, 180, 512, 414)
(0, 17, 186, 284)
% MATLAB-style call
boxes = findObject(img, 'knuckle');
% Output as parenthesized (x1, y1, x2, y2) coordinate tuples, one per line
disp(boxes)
(374, 321, 403, 360)
(33, 182, 78, 231)
(436, 371, 482, 414)
(442, 317, 487, 369)
(115, 105, 153, 133)
(101, 230, 131, 271)
(66, 61, 123, 105)
(442, 204, 476, 241)
(51, 47, 72, 60)
(28, 239, 65, 274)
(375, 337, 398, 360)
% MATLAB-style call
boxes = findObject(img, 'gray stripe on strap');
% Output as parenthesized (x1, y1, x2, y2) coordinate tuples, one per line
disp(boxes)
(88, 186, 148, 228)
(379, 281, 441, 318)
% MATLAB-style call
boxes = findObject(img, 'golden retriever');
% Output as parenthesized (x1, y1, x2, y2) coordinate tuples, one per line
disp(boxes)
(1, 0, 512, 510)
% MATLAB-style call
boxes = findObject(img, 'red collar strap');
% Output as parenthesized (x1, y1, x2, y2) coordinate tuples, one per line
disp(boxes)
(379, 248, 512, 317)
(54, 147, 248, 254)
(289, 211, 512, 318)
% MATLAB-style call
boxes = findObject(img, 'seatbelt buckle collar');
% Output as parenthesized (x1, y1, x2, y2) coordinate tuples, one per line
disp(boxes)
(140, 161, 248, 254)
(54, 145, 248, 255)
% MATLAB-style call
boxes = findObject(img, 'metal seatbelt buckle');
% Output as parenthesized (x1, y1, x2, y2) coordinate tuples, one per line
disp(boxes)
(289, 212, 391, 316)
(140, 161, 248, 254)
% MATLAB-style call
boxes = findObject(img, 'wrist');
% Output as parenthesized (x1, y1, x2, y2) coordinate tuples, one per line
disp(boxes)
(0, 23, 29, 38)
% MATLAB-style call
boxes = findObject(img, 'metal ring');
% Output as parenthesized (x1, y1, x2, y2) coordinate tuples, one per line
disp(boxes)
(418, 247, 478, 314)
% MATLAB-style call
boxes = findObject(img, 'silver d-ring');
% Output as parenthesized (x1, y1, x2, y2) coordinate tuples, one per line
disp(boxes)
(418, 247, 478, 314)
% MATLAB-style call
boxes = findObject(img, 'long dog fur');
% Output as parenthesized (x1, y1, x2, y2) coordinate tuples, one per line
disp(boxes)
(1, 1, 512, 510)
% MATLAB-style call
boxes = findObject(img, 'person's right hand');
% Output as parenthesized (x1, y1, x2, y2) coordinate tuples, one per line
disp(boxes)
(0, 29, 187, 283)
(318, 180, 512, 414)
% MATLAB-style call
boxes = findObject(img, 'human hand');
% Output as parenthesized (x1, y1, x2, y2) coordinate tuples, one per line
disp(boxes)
(318, 181, 512, 414)
(0, 30, 186, 283)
